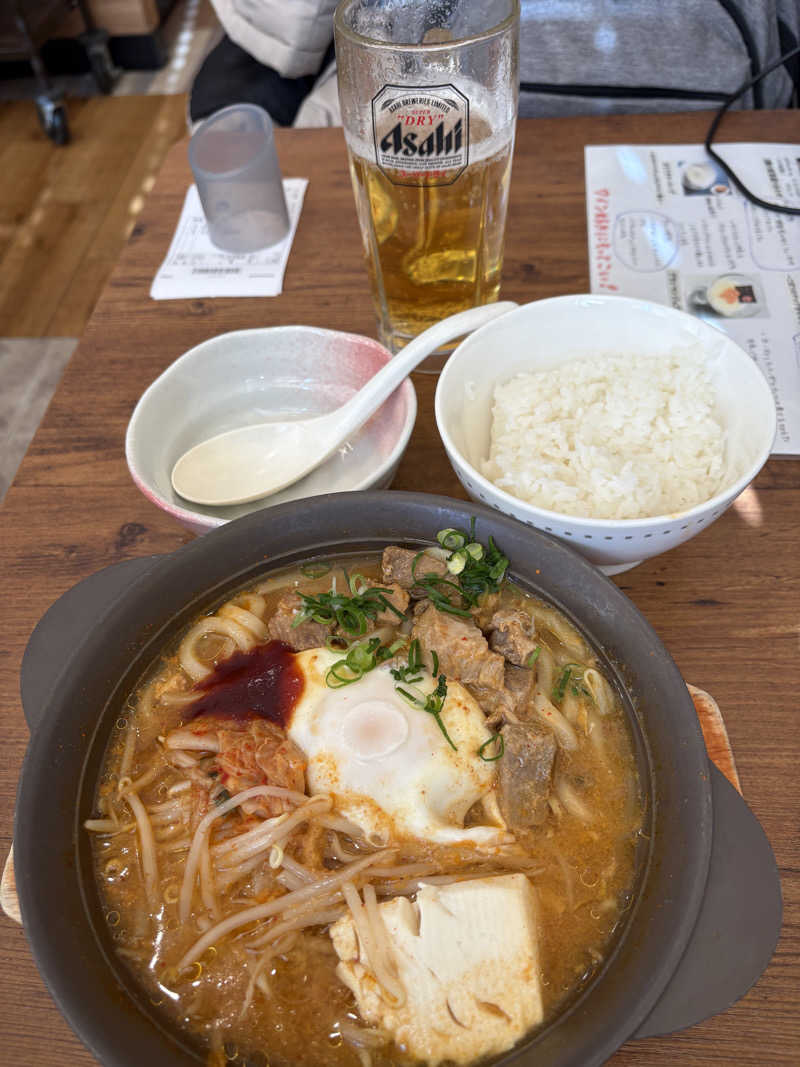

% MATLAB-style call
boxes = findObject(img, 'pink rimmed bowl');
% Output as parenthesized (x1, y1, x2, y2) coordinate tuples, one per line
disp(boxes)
(126, 326, 417, 534)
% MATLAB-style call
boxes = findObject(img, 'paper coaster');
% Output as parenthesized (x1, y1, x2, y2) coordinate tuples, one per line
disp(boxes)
(150, 179, 308, 300)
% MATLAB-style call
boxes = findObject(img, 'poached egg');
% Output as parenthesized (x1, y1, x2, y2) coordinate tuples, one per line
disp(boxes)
(287, 648, 507, 846)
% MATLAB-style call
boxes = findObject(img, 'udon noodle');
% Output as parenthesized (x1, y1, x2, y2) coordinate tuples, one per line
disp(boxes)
(87, 527, 643, 1066)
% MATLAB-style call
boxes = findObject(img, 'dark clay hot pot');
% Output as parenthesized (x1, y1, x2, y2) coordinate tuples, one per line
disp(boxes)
(14, 493, 781, 1067)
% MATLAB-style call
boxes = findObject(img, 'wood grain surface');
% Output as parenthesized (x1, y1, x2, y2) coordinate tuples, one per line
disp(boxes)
(0, 95, 188, 336)
(0, 111, 798, 1065)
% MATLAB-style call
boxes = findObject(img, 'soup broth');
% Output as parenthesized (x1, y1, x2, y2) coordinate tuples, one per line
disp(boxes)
(88, 535, 643, 1067)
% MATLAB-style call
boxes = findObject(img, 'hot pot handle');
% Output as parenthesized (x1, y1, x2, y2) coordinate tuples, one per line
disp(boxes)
(633, 761, 782, 1039)
(20, 556, 160, 732)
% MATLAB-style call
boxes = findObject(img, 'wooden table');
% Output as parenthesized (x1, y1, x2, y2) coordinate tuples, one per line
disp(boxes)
(1, 111, 798, 1065)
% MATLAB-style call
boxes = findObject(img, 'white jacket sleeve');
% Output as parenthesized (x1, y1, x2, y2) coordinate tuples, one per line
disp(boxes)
(209, 0, 337, 78)
(293, 59, 342, 127)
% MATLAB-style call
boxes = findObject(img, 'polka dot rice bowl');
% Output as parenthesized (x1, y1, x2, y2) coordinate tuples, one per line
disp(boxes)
(435, 294, 776, 574)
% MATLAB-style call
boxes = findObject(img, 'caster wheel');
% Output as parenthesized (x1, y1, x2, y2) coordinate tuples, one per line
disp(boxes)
(37, 101, 70, 146)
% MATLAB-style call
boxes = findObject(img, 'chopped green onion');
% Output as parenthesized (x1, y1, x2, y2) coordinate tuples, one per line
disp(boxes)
(552, 663, 587, 703)
(428, 675, 456, 750)
(526, 647, 541, 668)
(300, 562, 331, 580)
(477, 733, 505, 762)
(325, 637, 388, 688)
(437, 528, 467, 550)
(430, 650, 439, 677)
(409, 639, 423, 672)
(349, 641, 378, 672)
(327, 661, 362, 687)
(394, 687, 416, 704)
(391, 639, 424, 684)
(552, 666, 572, 704)
(294, 581, 403, 635)
(419, 579, 473, 618)
(339, 604, 367, 634)
(424, 524, 510, 614)
(396, 674, 456, 751)
(447, 550, 467, 575)
(411, 553, 472, 617)
(567, 663, 593, 700)
(389, 644, 456, 749)
(348, 572, 373, 596)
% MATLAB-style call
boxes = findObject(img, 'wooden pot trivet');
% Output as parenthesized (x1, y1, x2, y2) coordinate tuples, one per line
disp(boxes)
(0, 684, 740, 925)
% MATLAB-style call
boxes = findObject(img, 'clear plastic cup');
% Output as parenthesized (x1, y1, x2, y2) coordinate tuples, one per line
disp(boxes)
(189, 103, 290, 254)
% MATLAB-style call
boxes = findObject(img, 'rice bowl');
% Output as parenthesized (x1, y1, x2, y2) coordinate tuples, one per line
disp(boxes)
(435, 295, 777, 573)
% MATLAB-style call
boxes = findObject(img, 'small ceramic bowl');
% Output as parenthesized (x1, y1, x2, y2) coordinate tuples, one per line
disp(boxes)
(435, 294, 776, 574)
(126, 326, 416, 534)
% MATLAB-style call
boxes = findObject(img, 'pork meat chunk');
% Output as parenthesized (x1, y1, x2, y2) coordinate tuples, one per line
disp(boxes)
(488, 607, 538, 667)
(381, 545, 448, 591)
(375, 582, 410, 624)
(267, 591, 332, 651)
(468, 664, 535, 726)
(498, 722, 557, 828)
(412, 602, 505, 690)
(503, 663, 537, 719)
(470, 591, 501, 630)
(466, 683, 514, 723)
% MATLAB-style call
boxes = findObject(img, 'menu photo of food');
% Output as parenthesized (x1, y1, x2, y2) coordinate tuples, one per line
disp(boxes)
(679, 159, 732, 198)
(685, 272, 769, 320)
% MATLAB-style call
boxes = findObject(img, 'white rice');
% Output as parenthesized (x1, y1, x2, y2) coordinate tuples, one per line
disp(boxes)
(481, 347, 727, 520)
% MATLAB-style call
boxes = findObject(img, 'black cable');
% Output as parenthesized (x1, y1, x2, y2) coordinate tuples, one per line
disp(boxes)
(704, 43, 800, 217)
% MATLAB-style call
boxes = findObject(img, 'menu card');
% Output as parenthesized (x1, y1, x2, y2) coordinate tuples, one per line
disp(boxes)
(150, 179, 308, 300)
(585, 143, 800, 455)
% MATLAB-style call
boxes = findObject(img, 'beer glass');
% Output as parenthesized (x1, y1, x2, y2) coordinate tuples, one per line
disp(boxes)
(335, 0, 519, 370)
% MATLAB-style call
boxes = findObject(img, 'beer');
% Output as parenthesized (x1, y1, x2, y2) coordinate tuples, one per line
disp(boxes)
(334, 0, 519, 367)
(348, 133, 513, 352)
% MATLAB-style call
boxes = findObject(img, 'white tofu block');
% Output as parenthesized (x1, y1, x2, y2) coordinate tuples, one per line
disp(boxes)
(330, 874, 543, 1065)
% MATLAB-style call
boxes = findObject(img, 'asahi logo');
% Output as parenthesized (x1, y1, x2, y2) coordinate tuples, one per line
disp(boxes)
(372, 83, 469, 186)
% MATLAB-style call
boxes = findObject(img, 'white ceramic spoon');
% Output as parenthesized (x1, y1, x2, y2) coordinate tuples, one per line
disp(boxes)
(170, 301, 517, 506)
